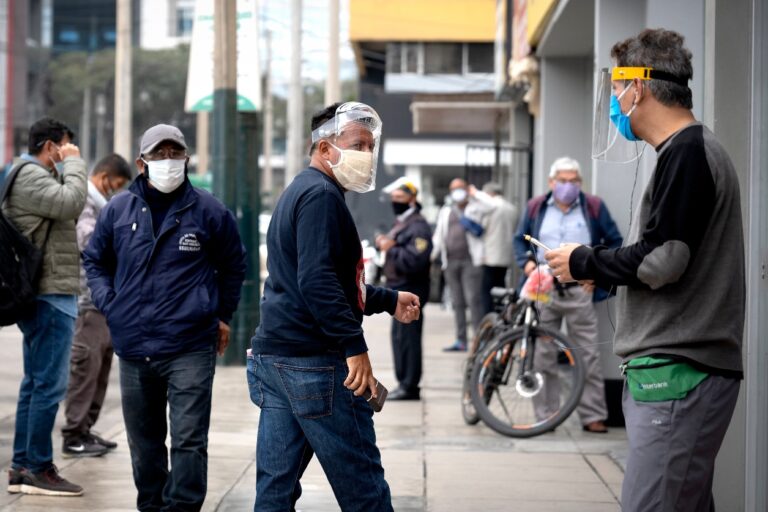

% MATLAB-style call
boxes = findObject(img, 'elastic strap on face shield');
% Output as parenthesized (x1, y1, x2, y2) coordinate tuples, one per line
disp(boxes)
(611, 67, 689, 87)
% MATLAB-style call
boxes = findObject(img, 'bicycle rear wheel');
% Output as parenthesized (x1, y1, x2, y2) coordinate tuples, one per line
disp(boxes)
(469, 326, 585, 438)
(462, 312, 500, 425)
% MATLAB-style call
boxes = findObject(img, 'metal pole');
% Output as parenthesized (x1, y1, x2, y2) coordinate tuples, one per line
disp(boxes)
(263, 30, 273, 202)
(285, 0, 303, 186)
(114, 0, 132, 158)
(325, 0, 340, 105)
(196, 111, 209, 175)
(212, 0, 237, 207)
(212, 0, 239, 364)
(225, 111, 261, 366)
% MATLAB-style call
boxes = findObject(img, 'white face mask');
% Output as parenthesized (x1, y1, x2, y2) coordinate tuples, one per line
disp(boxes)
(143, 158, 186, 193)
(327, 143, 375, 193)
(451, 188, 468, 203)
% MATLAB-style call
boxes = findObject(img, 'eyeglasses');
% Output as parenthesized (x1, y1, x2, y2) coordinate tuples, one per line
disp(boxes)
(144, 148, 187, 161)
(555, 178, 581, 185)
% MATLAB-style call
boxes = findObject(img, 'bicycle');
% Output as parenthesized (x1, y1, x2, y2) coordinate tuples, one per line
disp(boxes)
(464, 286, 586, 438)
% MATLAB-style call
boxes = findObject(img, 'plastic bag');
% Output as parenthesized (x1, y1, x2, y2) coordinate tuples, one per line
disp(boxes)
(520, 264, 554, 304)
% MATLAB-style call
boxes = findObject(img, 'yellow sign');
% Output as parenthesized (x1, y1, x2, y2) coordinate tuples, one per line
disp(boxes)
(526, 0, 558, 47)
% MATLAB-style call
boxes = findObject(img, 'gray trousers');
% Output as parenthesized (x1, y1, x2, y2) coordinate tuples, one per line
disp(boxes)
(62, 309, 114, 440)
(443, 259, 484, 344)
(621, 374, 739, 512)
(533, 286, 608, 426)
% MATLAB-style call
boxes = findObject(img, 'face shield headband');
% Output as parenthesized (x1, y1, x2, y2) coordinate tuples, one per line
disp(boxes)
(592, 66, 689, 163)
(311, 102, 383, 193)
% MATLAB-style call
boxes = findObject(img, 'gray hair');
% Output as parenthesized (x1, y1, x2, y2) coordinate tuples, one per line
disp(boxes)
(611, 28, 693, 109)
(549, 156, 581, 178)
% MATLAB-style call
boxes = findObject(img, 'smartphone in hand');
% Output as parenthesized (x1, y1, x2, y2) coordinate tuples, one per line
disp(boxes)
(362, 381, 388, 413)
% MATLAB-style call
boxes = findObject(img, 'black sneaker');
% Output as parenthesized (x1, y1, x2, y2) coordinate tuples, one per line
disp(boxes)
(20, 465, 83, 497)
(87, 432, 117, 450)
(62, 436, 109, 458)
(8, 467, 27, 494)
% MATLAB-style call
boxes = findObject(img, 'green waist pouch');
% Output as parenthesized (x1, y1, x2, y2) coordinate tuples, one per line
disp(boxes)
(621, 356, 709, 402)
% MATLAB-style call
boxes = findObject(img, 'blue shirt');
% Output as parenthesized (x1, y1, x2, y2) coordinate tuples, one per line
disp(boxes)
(537, 196, 592, 261)
(253, 167, 397, 358)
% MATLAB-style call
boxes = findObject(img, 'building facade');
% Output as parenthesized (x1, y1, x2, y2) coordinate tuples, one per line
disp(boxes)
(505, 0, 768, 509)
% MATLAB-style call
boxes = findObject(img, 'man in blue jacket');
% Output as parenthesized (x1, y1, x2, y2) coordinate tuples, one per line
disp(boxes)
(83, 124, 246, 511)
(514, 156, 622, 434)
(249, 102, 420, 512)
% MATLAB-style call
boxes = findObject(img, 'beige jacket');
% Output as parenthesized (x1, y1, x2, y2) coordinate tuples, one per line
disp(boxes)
(1, 156, 87, 295)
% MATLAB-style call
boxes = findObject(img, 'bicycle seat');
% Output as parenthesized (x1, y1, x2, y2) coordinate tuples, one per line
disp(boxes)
(490, 287, 517, 299)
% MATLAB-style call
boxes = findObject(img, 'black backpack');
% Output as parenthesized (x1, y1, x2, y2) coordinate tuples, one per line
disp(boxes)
(0, 162, 53, 326)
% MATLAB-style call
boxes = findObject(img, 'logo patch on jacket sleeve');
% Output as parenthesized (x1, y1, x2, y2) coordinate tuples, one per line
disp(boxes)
(415, 237, 428, 253)
(179, 233, 201, 252)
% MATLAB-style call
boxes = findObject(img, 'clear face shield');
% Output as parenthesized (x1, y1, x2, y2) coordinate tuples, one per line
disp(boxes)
(592, 68, 646, 164)
(311, 102, 383, 193)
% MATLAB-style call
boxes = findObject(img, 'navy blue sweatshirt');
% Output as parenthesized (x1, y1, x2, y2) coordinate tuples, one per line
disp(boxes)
(253, 167, 398, 358)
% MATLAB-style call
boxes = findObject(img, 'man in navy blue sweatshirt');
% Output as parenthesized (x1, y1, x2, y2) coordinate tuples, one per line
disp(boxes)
(84, 124, 247, 511)
(248, 102, 420, 511)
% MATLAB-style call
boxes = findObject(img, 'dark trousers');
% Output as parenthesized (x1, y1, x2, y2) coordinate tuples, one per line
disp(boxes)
(481, 265, 508, 315)
(62, 310, 114, 441)
(248, 353, 393, 512)
(391, 314, 424, 394)
(119, 346, 216, 512)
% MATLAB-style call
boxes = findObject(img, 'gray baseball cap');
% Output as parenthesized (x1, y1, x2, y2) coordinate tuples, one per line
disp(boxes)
(139, 124, 187, 155)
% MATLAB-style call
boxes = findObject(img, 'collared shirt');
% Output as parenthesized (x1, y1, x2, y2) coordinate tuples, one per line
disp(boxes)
(537, 196, 591, 261)
(20, 153, 78, 318)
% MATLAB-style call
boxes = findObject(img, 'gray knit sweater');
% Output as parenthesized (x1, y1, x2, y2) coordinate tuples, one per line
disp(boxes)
(570, 123, 744, 373)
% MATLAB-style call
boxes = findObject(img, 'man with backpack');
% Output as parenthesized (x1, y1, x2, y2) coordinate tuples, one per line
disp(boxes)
(1, 117, 87, 496)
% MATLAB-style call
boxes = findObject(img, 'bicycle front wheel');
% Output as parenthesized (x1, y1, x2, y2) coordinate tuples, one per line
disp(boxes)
(462, 312, 500, 425)
(469, 326, 586, 438)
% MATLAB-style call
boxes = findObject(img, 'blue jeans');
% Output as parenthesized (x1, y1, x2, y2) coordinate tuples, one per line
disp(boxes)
(247, 353, 393, 512)
(14, 300, 75, 473)
(120, 346, 217, 512)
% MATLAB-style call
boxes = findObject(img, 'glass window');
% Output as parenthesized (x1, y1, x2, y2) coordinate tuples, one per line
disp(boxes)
(404, 43, 419, 73)
(176, 6, 193, 37)
(424, 43, 462, 74)
(387, 43, 402, 73)
(467, 43, 494, 73)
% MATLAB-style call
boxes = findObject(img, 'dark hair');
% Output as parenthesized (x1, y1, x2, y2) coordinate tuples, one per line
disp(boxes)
(309, 102, 342, 156)
(28, 117, 75, 155)
(92, 153, 132, 181)
(611, 28, 693, 109)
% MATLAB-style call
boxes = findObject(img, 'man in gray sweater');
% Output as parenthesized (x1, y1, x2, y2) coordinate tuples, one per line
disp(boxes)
(61, 154, 131, 458)
(2, 117, 87, 496)
(546, 29, 744, 512)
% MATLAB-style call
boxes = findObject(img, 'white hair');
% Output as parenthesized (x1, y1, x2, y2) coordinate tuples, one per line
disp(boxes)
(549, 156, 581, 178)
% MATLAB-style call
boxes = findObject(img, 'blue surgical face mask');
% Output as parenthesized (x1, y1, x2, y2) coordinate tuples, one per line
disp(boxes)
(610, 86, 642, 142)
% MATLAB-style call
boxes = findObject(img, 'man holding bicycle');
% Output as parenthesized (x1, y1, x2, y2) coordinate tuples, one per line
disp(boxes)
(514, 156, 622, 434)
(546, 29, 744, 512)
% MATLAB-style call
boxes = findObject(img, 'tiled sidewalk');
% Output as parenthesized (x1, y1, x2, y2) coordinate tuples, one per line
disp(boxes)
(0, 305, 626, 511)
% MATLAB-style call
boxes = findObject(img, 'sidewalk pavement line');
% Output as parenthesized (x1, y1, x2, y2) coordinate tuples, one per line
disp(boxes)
(213, 458, 256, 511)
(581, 453, 621, 504)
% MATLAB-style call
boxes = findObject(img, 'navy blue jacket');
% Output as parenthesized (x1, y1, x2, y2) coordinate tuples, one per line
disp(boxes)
(83, 176, 247, 360)
(253, 167, 398, 358)
(382, 207, 432, 301)
(513, 190, 623, 302)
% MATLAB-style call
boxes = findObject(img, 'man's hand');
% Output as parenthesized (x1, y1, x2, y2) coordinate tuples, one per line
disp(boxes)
(376, 235, 396, 252)
(58, 143, 81, 159)
(544, 243, 582, 283)
(216, 321, 230, 356)
(523, 260, 537, 276)
(580, 280, 595, 293)
(344, 352, 377, 397)
(394, 291, 420, 323)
